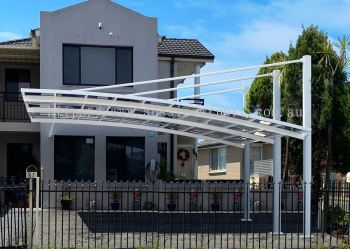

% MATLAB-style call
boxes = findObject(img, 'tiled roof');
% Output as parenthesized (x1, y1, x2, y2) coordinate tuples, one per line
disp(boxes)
(0, 38, 32, 46)
(158, 38, 214, 60)
(0, 36, 215, 60)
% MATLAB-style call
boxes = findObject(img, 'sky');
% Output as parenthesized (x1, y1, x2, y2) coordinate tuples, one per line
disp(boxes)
(1, 0, 349, 111)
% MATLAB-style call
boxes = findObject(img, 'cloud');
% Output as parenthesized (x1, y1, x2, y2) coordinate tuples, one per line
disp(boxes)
(0, 32, 22, 42)
(212, 22, 300, 65)
(164, 20, 205, 38)
(167, 0, 350, 110)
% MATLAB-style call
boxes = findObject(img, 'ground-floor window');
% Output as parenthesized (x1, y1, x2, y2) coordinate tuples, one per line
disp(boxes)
(54, 136, 95, 181)
(251, 144, 263, 161)
(106, 137, 145, 181)
(210, 147, 226, 171)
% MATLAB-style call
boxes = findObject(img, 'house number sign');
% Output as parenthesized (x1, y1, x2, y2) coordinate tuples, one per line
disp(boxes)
(26, 165, 38, 179)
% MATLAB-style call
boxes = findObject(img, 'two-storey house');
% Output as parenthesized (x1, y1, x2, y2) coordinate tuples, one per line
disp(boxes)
(0, 0, 214, 182)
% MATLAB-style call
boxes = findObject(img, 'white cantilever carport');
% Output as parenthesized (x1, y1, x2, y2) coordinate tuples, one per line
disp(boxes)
(21, 55, 312, 237)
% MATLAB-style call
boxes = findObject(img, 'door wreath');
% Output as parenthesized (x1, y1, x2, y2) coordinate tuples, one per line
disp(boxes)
(177, 148, 190, 167)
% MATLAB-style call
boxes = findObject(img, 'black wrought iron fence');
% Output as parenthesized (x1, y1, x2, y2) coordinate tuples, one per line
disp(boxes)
(0, 92, 30, 122)
(0, 179, 27, 248)
(1, 179, 350, 248)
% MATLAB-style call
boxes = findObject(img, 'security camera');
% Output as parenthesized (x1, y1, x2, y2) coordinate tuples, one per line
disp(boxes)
(98, 22, 102, 29)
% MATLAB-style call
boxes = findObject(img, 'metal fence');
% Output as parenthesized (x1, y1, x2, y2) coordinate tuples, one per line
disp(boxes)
(0, 179, 27, 248)
(0, 92, 30, 122)
(0, 179, 349, 248)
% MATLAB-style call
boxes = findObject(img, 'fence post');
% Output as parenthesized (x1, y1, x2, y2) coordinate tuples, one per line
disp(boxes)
(2, 94, 5, 122)
(242, 143, 252, 221)
(272, 70, 282, 234)
(28, 178, 33, 248)
(302, 55, 312, 238)
(35, 175, 40, 241)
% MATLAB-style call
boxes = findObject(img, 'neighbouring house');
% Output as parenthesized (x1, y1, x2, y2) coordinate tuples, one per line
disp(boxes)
(0, 0, 215, 182)
(197, 142, 273, 181)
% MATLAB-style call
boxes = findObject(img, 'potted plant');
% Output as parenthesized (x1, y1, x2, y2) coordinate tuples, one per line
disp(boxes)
(167, 192, 178, 211)
(297, 192, 303, 211)
(88, 200, 98, 209)
(233, 193, 241, 211)
(60, 193, 72, 210)
(189, 189, 198, 211)
(254, 200, 264, 210)
(211, 192, 222, 211)
(133, 190, 141, 210)
(111, 192, 121, 210)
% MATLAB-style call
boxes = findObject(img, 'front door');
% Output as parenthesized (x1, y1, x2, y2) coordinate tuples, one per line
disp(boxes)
(7, 143, 32, 181)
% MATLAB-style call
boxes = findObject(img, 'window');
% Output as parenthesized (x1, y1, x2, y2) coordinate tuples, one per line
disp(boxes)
(251, 144, 263, 161)
(5, 69, 31, 101)
(106, 137, 145, 181)
(210, 147, 226, 171)
(63, 45, 133, 85)
(54, 136, 95, 181)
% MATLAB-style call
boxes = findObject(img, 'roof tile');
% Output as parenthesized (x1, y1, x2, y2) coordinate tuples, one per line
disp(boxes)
(0, 38, 32, 46)
(158, 38, 214, 60)
(0, 36, 215, 60)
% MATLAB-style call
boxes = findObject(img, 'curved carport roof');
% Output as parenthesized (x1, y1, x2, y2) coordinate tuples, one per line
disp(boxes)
(21, 89, 309, 148)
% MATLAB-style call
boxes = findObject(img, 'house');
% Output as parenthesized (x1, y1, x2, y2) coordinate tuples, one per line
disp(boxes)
(197, 142, 273, 181)
(0, 0, 214, 182)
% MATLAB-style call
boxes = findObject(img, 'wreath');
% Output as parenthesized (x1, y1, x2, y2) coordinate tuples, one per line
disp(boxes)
(177, 148, 190, 167)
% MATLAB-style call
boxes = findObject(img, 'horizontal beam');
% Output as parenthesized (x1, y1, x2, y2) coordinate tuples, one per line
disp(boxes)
(22, 94, 307, 140)
(28, 107, 274, 144)
(75, 58, 303, 92)
(33, 118, 245, 148)
(174, 87, 243, 101)
(130, 73, 271, 97)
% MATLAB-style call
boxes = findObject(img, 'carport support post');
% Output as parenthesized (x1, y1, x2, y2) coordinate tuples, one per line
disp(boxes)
(303, 55, 312, 237)
(272, 70, 282, 234)
(194, 64, 201, 97)
(242, 142, 252, 221)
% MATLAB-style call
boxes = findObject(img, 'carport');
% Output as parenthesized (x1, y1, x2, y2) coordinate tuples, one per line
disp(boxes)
(21, 55, 312, 237)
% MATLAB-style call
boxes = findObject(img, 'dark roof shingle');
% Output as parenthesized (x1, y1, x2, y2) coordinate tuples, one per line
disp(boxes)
(158, 38, 214, 60)
(0, 38, 32, 46)
(0, 36, 215, 60)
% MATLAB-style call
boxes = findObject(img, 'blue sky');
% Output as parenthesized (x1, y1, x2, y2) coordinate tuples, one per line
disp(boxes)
(1, 0, 349, 111)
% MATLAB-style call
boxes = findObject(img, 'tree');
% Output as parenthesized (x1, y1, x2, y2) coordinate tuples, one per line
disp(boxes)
(318, 36, 350, 180)
(245, 26, 350, 180)
(244, 52, 287, 116)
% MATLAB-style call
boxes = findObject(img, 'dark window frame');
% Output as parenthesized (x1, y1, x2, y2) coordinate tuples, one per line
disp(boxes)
(54, 135, 95, 181)
(62, 44, 133, 86)
(106, 136, 145, 181)
(5, 68, 31, 102)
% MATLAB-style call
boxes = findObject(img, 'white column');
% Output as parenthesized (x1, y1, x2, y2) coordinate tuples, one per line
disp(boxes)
(194, 64, 201, 98)
(194, 64, 201, 177)
(272, 70, 282, 234)
(241, 143, 252, 221)
(302, 55, 312, 237)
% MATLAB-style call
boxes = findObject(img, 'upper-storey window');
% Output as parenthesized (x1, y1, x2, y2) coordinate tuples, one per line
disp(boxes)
(63, 45, 133, 86)
(5, 69, 31, 101)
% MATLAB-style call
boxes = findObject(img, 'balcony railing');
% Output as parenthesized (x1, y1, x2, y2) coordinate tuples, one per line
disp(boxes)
(0, 92, 30, 122)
